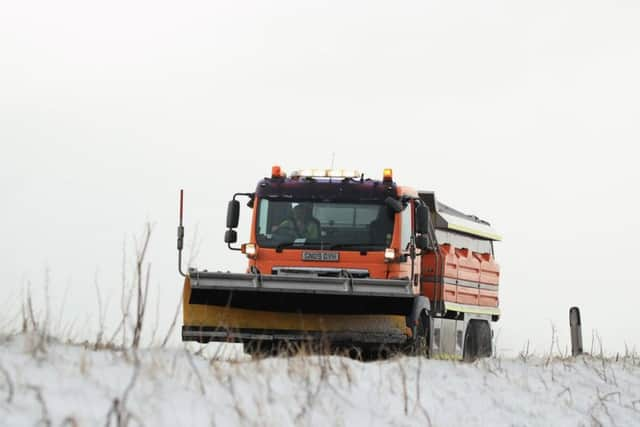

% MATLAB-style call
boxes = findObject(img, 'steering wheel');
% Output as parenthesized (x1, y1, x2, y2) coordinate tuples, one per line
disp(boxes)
(272, 226, 298, 241)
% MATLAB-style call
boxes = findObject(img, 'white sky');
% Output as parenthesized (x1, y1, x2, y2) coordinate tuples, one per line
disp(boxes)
(2, 0, 639, 354)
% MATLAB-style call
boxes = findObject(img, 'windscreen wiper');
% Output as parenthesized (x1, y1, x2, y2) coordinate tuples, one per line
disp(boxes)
(328, 243, 382, 251)
(275, 241, 325, 252)
(275, 241, 299, 252)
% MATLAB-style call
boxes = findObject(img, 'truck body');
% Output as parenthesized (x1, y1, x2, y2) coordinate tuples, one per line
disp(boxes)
(180, 167, 501, 359)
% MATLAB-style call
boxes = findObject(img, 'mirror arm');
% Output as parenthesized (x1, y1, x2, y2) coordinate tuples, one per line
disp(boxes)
(233, 192, 255, 202)
(225, 192, 254, 251)
(385, 196, 404, 213)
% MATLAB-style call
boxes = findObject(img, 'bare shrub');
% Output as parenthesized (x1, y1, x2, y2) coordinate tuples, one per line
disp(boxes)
(0, 363, 14, 404)
(27, 384, 51, 427)
(107, 240, 134, 348)
(519, 340, 532, 362)
(101, 223, 154, 351)
(94, 270, 109, 350)
(21, 281, 49, 356)
(185, 350, 206, 395)
(160, 293, 182, 349)
(60, 416, 80, 427)
(105, 359, 141, 427)
(131, 223, 153, 349)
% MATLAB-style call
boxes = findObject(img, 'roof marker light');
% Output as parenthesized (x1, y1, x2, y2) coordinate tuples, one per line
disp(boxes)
(271, 165, 283, 178)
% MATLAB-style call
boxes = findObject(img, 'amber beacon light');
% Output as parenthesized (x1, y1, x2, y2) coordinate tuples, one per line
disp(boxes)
(271, 165, 283, 178)
(383, 168, 393, 182)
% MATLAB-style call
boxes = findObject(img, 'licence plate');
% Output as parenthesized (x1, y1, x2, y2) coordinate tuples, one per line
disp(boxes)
(301, 251, 339, 262)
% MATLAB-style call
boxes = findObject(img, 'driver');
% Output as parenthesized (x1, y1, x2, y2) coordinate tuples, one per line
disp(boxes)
(272, 203, 320, 240)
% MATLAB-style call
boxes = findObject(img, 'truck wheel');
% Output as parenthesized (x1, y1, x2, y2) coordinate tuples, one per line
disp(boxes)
(357, 346, 375, 361)
(243, 340, 274, 358)
(463, 320, 492, 361)
(358, 344, 396, 361)
(408, 312, 429, 357)
(476, 321, 492, 358)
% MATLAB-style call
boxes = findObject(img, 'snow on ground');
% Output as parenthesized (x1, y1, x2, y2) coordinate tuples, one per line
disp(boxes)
(1, 334, 639, 427)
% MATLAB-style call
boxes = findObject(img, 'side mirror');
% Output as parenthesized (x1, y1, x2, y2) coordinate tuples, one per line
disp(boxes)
(385, 196, 404, 213)
(415, 235, 431, 251)
(226, 200, 240, 228)
(224, 229, 238, 243)
(415, 205, 430, 234)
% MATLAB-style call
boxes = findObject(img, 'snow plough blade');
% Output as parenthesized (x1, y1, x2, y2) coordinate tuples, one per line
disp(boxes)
(182, 270, 415, 345)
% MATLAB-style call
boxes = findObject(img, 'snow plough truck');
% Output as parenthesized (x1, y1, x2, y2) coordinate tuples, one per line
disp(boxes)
(178, 167, 501, 359)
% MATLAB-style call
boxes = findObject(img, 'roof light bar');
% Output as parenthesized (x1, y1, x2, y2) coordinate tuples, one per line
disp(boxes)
(290, 168, 361, 179)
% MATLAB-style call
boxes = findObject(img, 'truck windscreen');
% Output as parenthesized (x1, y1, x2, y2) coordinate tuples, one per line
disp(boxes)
(256, 199, 394, 251)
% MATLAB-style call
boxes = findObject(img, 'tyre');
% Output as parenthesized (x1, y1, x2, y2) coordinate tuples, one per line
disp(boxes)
(243, 340, 274, 358)
(406, 312, 429, 357)
(476, 321, 492, 358)
(463, 320, 492, 362)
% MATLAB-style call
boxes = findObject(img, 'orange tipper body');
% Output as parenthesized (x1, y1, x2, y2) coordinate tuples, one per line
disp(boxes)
(181, 167, 502, 359)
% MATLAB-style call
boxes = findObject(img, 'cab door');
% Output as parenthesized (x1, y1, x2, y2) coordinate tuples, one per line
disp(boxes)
(400, 200, 420, 292)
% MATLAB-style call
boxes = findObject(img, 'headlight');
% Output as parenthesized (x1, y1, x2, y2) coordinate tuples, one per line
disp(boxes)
(242, 243, 257, 258)
(384, 248, 395, 262)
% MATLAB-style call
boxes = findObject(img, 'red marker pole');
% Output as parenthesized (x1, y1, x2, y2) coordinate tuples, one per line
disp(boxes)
(180, 190, 184, 226)
(177, 189, 185, 276)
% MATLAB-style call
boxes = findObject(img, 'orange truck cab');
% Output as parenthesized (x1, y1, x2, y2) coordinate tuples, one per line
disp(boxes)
(179, 167, 501, 359)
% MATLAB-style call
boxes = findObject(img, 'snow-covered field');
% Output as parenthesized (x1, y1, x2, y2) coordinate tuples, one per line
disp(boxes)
(1, 334, 639, 426)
